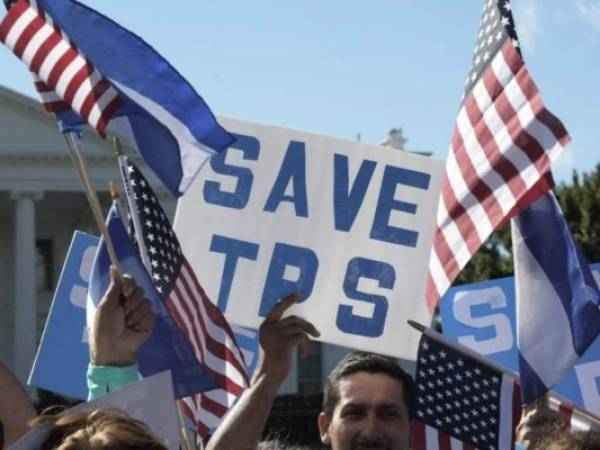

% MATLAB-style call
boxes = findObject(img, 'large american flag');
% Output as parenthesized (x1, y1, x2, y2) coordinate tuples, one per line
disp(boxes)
(425, 0, 570, 311)
(0, 0, 122, 134)
(412, 334, 598, 450)
(120, 157, 249, 437)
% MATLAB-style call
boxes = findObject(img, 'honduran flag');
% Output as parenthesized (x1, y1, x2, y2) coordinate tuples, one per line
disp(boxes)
(87, 204, 219, 399)
(0, 0, 234, 196)
(512, 192, 600, 404)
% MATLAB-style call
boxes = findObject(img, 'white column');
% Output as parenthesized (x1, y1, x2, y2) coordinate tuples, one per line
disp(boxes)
(11, 190, 42, 383)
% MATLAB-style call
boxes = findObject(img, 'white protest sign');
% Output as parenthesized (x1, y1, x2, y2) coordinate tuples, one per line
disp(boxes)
(10, 371, 180, 450)
(174, 117, 443, 360)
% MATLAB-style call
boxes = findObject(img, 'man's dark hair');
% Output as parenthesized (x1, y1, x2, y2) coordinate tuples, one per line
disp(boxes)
(322, 351, 414, 418)
(534, 429, 600, 450)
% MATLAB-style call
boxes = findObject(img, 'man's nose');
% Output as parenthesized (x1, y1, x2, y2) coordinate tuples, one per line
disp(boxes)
(362, 411, 383, 436)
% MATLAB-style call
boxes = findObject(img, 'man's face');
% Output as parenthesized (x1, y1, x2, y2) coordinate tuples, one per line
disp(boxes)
(317, 372, 410, 450)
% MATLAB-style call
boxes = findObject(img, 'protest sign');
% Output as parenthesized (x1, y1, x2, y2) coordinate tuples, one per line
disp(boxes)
(11, 371, 180, 450)
(29, 231, 98, 399)
(175, 117, 444, 359)
(440, 264, 600, 415)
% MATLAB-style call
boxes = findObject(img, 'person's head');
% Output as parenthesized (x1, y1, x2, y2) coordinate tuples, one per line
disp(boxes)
(533, 429, 600, 450)
(32, 407, 167, 450)
(318, 351, 414, 450)
(258, 439, 314, 450)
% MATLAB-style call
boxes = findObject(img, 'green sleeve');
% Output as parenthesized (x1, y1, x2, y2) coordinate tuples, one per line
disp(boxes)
(87, 363, 141, 400)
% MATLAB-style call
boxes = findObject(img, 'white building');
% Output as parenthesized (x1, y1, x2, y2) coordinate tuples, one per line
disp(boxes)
(0, 84, 178, 385)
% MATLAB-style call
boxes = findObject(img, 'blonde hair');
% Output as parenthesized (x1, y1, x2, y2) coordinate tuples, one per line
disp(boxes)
(31, 407, 167, 450)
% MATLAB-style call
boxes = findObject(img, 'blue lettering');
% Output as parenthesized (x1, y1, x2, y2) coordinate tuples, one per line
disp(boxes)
(259, 243, 318, 316)
(370, 166, 430, 247)
(204, 133, 260, 209)
(333, 154, 377, 232)
(337, 257, 395, 337)
(264, 141, 308, 217)
(210, 234, 259, 312)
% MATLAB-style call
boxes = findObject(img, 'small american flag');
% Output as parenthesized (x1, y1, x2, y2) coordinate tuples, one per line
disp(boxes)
(412, 334, 521, 450)
(425, 0, 570, 311)
(0, 0, 122, 135)
(120, 157, 249, 437)
(412, 333, 600, 450)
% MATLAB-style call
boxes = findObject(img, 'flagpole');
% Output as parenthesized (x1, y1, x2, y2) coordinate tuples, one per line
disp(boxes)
(109, 181, 128, 225)
(175, 402, 196, 450)
(113, 138, 153, 272)
(408, 320, 600, 426)
(408, 320, 519, 378)
(63, 132, 123, 278)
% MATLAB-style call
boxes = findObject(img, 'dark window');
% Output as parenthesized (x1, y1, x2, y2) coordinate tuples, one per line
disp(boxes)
(297, 341, 322, 395)
(36, 239, 53, 291)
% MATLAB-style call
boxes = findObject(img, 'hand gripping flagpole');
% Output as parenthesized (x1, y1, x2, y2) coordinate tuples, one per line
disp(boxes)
(113, 138, 196, 450)
(63, 132, 123, 278)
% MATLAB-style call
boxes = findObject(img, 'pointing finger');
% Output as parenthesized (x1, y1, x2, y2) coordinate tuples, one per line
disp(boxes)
(266, 292, 303, 322)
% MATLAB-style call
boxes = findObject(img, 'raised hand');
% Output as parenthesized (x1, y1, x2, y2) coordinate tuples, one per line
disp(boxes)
(90, 266, 155, 366)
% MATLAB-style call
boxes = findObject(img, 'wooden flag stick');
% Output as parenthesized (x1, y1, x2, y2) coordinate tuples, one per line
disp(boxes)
(109, 181, 128, 224)
(176, 401, 195, 450)
(63, 132, 123, 278)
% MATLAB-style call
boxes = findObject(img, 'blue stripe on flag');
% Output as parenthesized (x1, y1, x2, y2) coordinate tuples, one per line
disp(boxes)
(513, 192, 600, 404)
(37, 0, 234, 196)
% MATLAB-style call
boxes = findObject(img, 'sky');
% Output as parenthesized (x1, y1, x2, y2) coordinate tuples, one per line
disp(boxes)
(0, 0, 598, 183)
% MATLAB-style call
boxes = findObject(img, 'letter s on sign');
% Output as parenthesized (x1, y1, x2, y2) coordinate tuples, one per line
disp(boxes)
(453, 287, 513, 355)
(575, 361, 600, 413)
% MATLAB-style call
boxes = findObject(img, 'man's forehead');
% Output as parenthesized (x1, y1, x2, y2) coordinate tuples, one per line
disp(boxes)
(337, 371, 406, 404)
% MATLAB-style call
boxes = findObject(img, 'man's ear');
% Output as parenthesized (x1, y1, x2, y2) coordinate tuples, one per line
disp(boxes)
(317, 412, 331, 445)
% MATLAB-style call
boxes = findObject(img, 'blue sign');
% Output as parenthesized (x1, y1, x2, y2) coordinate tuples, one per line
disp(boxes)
(440, 263, 600, 414)
(28, 231, 260, 400)
(29, 231, 99, 399)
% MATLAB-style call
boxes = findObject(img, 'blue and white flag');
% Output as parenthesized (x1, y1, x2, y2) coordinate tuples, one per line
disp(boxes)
(87, 203, 219, 399)
(512, 192, 600, 404)
(1, 0, 234, 196)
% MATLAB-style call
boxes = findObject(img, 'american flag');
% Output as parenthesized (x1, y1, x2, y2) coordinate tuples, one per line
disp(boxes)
(412, 333, 599, 450)
(425, 0, 570, 312)
(0, 0, 122, 135)
(119, 157, 249, 437)
(412, 334, 521, 450)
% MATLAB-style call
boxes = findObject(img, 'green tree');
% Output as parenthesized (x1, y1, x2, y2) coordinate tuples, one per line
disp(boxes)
(455, 164, 600, 286)
(556, 164, 600, 263)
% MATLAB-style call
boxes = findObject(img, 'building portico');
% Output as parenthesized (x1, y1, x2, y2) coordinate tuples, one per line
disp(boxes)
(0, 84, 175, 383)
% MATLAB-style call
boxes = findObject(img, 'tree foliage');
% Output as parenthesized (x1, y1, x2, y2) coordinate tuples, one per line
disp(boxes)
(455, 164, 600, 286)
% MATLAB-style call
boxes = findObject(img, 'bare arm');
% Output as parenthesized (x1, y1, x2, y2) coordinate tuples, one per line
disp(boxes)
(0, 360, 36, 448)
(206, 294, 320, 450)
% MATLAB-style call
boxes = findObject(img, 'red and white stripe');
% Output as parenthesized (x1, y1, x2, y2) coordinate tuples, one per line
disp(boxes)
(179, 388, 236, 438)
(166, 259, 249, 395)
(425, 39, 569, 312)
(0, 0, 122, 135)
(165, 259, 249, 437)
(32, 73, 69, 112)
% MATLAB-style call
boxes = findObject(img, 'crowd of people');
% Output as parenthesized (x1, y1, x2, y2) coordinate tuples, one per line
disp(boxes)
(1, 268, 599, 450)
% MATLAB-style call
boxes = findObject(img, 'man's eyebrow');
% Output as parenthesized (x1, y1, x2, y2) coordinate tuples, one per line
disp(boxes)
(341, 401, 404, 409)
